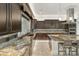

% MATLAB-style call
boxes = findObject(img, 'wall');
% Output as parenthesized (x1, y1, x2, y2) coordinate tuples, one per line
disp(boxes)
(35, 15, 66, 21)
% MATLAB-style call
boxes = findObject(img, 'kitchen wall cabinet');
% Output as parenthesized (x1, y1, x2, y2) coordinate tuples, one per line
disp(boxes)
(35, 20, 65, 29)
(68, 23, 76, 35)
(65, 23, 76, 35)
(0, 4, 21, 35)
(0, 4, 7, 34)
(11, 4, 21, 32)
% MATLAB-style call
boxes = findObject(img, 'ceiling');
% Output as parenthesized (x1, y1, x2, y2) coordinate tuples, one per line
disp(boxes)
(29, 3, 79, 21)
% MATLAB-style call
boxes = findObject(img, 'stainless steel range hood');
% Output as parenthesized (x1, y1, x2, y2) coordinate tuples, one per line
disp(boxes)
(66, 8, 75, 23)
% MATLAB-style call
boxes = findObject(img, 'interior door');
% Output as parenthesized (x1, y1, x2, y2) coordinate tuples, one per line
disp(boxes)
(0, 4, 7, 34)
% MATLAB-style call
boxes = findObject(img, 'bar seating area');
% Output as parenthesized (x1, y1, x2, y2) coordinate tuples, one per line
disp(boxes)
(58, 40, 79, 56)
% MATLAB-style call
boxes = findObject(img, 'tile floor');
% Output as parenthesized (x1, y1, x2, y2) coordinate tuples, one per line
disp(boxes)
(32, 40, 52, 56)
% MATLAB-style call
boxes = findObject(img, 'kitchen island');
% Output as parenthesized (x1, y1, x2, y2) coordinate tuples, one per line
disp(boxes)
(48, 34, 79, 41)
(0, 36, 31, 56)
(48, 34, 79, 56)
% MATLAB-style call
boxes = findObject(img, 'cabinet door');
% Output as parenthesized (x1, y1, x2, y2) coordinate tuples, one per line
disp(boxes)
(0, 4, 7, 34)
(11, 4, 21, 32)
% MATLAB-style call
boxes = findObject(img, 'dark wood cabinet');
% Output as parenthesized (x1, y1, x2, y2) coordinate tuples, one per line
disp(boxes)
(10, 4, 21, 32)
(0, 4, 7, 34)
(0, 4, 21, 35)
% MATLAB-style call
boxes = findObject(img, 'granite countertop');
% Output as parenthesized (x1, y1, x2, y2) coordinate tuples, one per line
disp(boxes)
(0, 33, 17, 39)
(33, 29, 67, 34)
(48, 34, 79, 41)
(0, 36, 31, 56)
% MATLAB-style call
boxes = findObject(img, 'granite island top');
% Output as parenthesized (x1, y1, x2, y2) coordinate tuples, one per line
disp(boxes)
(0, 36, 31, 56)
(48, 34, 79, 41)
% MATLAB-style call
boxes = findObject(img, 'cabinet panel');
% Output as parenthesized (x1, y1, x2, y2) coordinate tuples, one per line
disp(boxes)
(11, 4, 21, 32)
(0, 4, 7, 34)
(0, 3, 21, 35)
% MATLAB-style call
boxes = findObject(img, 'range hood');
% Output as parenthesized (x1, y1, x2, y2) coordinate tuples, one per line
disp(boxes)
(62, 8, 75, 24)
(66, 8, 75, 23)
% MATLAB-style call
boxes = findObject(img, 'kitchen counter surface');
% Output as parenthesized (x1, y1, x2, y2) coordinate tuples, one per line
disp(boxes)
(0, 33, 17, 39)
(33, 29, 67, 34)
(0, 36, 31, 56)
(48, 34, 79, 41)
(48, 35, 79, 55)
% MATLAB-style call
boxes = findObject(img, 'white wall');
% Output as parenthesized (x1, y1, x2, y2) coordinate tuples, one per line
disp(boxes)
(35, 15, 66, 21)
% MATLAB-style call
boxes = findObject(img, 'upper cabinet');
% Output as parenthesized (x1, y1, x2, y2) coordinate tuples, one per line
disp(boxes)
(11, 4, 21, 32)
(0, 3, 34, 35)
(0, 4, 21, 35)
(0, 4, 7, 34)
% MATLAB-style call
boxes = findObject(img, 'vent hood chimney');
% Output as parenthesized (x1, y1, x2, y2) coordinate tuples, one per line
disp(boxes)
(66, 8, 74, 22)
